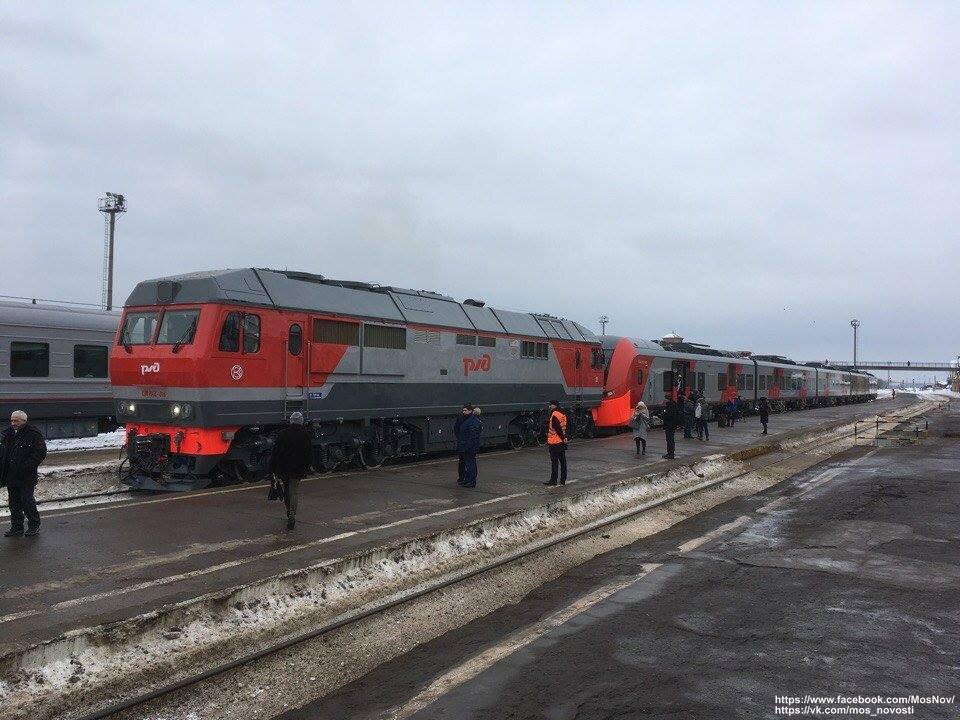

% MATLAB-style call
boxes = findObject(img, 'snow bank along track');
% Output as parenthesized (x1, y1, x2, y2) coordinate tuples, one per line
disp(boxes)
(0, 398, 942, 720)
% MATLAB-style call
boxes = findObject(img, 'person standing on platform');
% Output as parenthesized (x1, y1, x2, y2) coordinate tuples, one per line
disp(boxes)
(683, 394, 696, 439)
(456, 405, 482, 488)
(662, 396, 682, 459)
(269, 411, 312, 530)
(453, 404, 472, 485)
(1, 410, 46, 537)
(631, 401, 650, 456)
(758, 397, 770, 435)
(727, 397, 738, 427)
(544, 400, 568, 486)
(696, 395, 711, 441)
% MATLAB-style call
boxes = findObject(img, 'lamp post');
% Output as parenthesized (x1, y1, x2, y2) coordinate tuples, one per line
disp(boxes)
(599, 315, 609, 334)
(850, 319, 860, 368)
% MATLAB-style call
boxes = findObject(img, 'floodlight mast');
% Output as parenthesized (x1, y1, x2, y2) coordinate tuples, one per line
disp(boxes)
(99, 192, 127, 310)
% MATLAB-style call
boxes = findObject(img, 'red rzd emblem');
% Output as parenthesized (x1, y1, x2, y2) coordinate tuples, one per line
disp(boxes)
(462, 353, 492, 377)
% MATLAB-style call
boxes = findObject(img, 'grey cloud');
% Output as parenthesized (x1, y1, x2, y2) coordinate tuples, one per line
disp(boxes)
(0, 1, 957, 374)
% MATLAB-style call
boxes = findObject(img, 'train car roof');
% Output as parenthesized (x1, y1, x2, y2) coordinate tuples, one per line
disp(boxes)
(601, 335, 747, 362)
(124, 268, 600, 343)
(0, 299, 119, 332)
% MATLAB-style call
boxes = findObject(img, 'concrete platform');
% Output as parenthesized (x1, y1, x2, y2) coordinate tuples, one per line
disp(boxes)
(295, 399, 959, 720)
(0, 396, 920, 655)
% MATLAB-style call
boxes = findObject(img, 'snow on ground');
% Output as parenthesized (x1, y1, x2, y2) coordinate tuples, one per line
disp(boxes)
(47, 428, 125, 452)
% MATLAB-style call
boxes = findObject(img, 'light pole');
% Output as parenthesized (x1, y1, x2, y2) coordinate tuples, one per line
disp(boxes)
(850, 319, 860, 368)
(599, 315, 609, 335)
(99, 192, 127, 310)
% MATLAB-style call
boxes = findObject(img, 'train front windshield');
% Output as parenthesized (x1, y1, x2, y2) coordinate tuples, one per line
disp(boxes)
(119, 311, 159, 345)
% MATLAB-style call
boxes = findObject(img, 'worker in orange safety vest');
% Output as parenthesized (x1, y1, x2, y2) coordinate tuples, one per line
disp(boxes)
(544, 400, 568, 486)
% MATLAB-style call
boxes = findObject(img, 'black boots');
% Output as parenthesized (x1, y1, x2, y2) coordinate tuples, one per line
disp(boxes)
(4, 528, 23, 537)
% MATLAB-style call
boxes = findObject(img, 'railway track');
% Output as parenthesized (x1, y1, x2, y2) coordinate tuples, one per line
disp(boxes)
(70, 399, 940, 720)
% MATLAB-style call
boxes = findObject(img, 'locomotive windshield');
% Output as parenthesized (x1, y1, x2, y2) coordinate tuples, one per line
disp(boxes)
(119, 311, 159, 345)
(156, 309, 201, 346)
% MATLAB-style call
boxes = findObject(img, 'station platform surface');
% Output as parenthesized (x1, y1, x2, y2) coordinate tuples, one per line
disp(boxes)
(292, 400, 959, 720)
(0, 396, 920, 654)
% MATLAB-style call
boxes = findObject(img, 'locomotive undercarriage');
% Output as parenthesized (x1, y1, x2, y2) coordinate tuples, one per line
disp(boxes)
(219, 407, 597, 484)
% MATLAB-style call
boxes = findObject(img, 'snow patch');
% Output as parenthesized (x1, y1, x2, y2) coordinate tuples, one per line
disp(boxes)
(46, 429, 125, 452)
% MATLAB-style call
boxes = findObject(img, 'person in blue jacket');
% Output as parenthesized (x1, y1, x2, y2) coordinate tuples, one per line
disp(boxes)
(456, 406, 483, 488)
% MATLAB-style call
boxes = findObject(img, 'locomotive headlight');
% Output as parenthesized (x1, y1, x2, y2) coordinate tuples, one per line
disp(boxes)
(123, 402, 137, 415)
(170, 403, 192, 419)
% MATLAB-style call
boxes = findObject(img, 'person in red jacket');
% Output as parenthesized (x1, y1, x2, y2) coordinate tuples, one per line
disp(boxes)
(544, 400, 568, 486)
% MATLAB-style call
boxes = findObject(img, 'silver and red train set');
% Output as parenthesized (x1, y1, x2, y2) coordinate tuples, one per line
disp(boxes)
(110, 269, 874, 490)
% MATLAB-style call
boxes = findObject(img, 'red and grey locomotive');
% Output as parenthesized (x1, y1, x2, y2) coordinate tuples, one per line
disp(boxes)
(111, 269, 605, 490)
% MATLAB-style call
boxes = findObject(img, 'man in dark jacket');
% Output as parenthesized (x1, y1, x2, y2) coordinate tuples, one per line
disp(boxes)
(453, 404, 472, 485)
(269, 412, 312, 530)
(683, 395, 696, 439)
(1, 411, 47, 537)
(455, 406, 482, 488)
(758, 397, 770, 435)
(662, 397, 682, 459)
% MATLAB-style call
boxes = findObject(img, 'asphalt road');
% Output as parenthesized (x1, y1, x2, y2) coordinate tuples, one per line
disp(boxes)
(289, 400, 959, 720)
(0, 396, 917, 655)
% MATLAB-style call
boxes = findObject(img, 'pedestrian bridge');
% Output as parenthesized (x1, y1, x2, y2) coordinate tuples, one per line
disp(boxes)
(806, 361, 960, 372)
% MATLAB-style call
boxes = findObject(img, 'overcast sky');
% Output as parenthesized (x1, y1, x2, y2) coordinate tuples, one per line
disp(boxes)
(1, 2, 957, 377)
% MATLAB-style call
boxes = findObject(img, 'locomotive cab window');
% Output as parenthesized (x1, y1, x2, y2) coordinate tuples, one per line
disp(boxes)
(591, 348, 604, 369)
(242, 314, 261, 353)
(288, 324, 302, 356)
(219, 312, 241, 352)
(74, 345, 108, 378)
(156, 309, 200, 345)
(11, 342, 49, 377)
(119, 311, 159, 345)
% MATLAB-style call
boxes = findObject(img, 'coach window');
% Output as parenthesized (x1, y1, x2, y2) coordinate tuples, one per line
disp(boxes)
(456, 334, 477, 346)
(218, 312, 241, 352)
(478, 336, 496, 347)
(288, 324, 302, 356)
(74, 345, 108, 378)
(10, 342, 49, 377)
(242, 314, 261, 353)
(698, 372, 705, 392)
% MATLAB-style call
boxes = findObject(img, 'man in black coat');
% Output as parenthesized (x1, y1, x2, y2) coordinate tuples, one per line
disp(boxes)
(662, 396, 682, 460)
(1, 411, 47, 537)
(269, 412, 312, 530)
(455, 406, 482, 488)
(758, 397, 770, 435)
(453, 405, 472, 485)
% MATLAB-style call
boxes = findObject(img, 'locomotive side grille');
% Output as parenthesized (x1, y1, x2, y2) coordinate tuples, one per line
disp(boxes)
(412, 329, 441, 345)
(313, 319, 360, 346)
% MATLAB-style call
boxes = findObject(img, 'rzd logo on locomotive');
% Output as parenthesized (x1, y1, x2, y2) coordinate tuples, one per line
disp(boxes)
(231, 364, 244, 381)
(140, 362, 160, 375)
(462, 353, 492, 377)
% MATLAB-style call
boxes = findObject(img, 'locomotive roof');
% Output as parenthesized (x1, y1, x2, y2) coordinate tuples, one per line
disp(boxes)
(125, 268, 600, 343)
(0, 299, 119, 332)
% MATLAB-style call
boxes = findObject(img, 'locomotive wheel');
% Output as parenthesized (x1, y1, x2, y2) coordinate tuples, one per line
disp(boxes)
(226, 459, 258, 483)
(358, 444, 385, 469)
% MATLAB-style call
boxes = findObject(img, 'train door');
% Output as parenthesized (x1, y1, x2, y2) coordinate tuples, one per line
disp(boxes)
(284, 320, 306, 419)
(670, 359, 690, 400)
